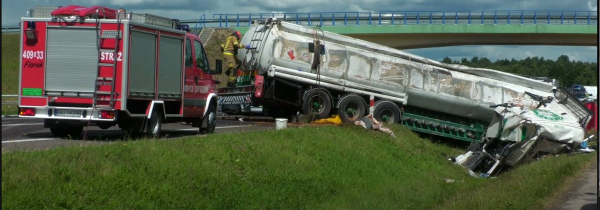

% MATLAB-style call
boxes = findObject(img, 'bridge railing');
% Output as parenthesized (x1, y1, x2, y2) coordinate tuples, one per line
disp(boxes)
(2, 26, 20, 33)
(210, 10, 598, 27)
(4, 10, 597, 33)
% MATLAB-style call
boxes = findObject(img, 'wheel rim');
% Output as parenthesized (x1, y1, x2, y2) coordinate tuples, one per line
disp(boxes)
(208, 111, 216, 130)
(344, 103, 360, 120)
(152, 116, 160, 135)
(379, 109, 394, 123)
(309, 95, 325, 114)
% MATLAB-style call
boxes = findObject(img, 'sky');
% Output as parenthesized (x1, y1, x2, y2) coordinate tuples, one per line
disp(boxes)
(2, 0, 598, 63)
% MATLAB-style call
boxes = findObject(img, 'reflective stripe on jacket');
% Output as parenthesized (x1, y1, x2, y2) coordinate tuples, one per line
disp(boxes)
(221, 35, 244, 55)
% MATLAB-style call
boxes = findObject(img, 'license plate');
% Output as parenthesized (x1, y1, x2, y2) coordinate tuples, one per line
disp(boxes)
(54, 109, 82, 117)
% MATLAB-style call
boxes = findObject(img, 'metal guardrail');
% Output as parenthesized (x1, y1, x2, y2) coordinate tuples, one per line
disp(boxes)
(2, 95, 17, 105)
(2, 26, 19, 33)
(2, 102, 17, 105)
(4, 10, 597, 33)
(209, 10, 598, 27)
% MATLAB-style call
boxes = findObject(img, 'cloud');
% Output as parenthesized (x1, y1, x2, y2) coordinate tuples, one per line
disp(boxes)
(1, 0, 220, 25)
(230, 0, 596, 13)
(588, 1, 598, 11)
(564, 51, 582, 61)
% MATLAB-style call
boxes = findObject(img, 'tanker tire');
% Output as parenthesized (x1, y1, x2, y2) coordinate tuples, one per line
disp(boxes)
(373, 100, 401, 124)
(337, 94, 367, 123)
(200, 105, 217, 134)
(301, 89, 332, 120)
(146, 109, 162, 138)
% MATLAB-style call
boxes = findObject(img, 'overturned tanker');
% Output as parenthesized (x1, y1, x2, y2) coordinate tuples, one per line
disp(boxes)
(222, 18, 592, 150)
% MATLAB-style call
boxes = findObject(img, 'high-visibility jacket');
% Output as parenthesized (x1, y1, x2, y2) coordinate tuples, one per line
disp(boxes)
(221, 35, 244, 56)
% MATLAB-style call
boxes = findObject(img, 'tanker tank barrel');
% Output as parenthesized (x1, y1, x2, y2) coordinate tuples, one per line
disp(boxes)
(236, 18, 589, 147)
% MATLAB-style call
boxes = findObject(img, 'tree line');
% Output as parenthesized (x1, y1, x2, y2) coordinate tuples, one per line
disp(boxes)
(441, 55, 598, 87)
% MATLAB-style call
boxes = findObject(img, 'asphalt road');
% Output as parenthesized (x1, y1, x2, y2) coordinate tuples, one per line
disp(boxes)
(2, 117, 273, 152)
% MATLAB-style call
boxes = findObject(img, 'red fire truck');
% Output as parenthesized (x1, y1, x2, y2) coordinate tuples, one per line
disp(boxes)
(17, 5, 222, 137)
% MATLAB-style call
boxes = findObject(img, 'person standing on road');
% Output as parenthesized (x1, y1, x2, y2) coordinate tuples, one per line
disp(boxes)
(221, 31, 251, 87)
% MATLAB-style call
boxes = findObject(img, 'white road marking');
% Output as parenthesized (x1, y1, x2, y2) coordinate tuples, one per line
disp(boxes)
(1, 117, 27, 120)
(2, 125, 256, 144)
(2, 123, 44, 127)
(216, 125, 253, 129)
(178, 125, 253, 131)
(2, 138, 57, 144)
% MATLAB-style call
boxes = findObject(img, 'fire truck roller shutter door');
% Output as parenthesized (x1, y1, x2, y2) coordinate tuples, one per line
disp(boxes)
(130, 30, 157, 96)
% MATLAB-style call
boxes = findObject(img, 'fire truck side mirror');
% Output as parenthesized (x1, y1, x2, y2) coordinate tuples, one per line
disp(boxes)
(212, 59, 223, 75)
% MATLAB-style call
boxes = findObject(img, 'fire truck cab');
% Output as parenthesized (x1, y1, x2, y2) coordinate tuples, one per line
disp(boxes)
(17, 5, 222, 138)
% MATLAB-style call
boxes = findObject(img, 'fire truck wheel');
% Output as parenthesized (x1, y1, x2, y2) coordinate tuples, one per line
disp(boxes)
(146, 109, 162, 138)
(373, 100, 401, 124)
(200, 105, 217, 134)
(301, 89, 332, 120)
(337, 94, 367, 123)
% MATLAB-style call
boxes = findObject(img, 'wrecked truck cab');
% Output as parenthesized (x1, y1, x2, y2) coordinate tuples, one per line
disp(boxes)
(453, 91, 590, 177)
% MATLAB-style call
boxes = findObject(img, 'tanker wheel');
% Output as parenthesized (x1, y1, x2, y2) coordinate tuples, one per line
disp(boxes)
(337, 94, 367, 123)
(373, 100, 401, 124)
(301, 89, 332, 120)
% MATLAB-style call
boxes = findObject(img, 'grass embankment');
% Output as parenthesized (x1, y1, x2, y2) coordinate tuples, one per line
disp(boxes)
(2, 34, 19, 94)
(2, 125, 595, 209)
(204, 28, 235, 88)
(2, 34, 19, 115)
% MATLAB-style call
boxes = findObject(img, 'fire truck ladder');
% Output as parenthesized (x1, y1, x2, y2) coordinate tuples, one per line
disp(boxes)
(92, 8, 122, 111)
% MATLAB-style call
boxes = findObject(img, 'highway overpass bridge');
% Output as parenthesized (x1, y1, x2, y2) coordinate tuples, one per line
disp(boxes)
(2, 10, 596, 49)
(193, 10, 597, 49)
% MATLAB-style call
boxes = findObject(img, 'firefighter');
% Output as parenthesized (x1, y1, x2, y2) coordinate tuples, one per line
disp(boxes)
(221, 31, 251, 87)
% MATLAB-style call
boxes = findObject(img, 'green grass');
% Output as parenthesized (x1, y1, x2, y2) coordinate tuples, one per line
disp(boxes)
(2, 96, 17, 116)
(2, 125, 595, 209)
(2, 34, 20, 115)
(2, 34, 20, 95)
(2, 105, 18, 116)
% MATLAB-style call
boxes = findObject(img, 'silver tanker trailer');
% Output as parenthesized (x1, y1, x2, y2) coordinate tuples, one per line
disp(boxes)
(220, 18, 592, 160)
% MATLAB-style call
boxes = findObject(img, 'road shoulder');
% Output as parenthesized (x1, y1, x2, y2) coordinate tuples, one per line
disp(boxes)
(545, 153, 598, 210)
